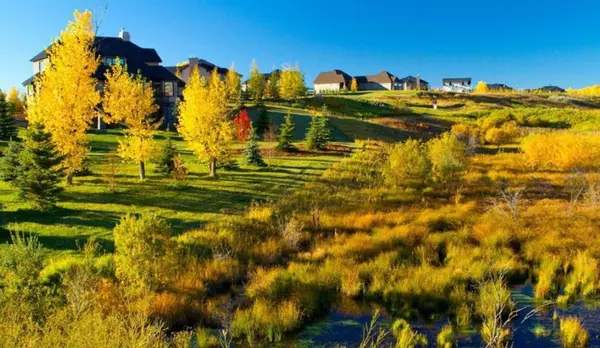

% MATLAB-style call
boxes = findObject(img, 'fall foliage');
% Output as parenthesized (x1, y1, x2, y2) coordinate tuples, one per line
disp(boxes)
(350, 78, 358, 92)
(278, 64, 306, 99)
(247, 60, 265, 100)
(474, 81, 489, 93)
(234, 108, 252, 143)
(225, 64, 242, 105)
(26, 10, 101, 184)
(103, 62, 159, 180)
(178, 67, 233, 177)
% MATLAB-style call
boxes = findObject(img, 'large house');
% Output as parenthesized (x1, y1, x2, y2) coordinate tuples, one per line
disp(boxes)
(166, 58, 233, 84)
(442, 78, 472, 93)
(23, 29, 183, 129)
(313, 70, 428, 93)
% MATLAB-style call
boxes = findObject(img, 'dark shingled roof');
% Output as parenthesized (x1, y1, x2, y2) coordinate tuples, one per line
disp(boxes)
(30, 36, 162, 63)
(538, 85, 565, 93)
(313, 70, 353, 85)
(443, 78, 472, 83)
(399, 75, 429, 85)
(354, 71, 400, 85)
(24, 36, 181, 86)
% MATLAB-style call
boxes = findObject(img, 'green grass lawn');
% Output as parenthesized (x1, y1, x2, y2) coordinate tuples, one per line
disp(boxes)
(0, 129, 344, 257)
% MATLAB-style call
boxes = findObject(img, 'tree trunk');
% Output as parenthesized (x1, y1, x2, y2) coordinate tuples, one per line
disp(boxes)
(208, 159, 216, 178)
(97, 115, 105, 131)
(139, 161, 146, 180)
(66, 173, 73, 185)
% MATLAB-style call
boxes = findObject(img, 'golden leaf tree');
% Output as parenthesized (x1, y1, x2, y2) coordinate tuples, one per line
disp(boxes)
(279, 64, 306, 99)
(225, 64, 241, 104)
(7, 87, 24, 116)
(350, 77, 358, 92)
(103, 62, 159, 180)
(26, 10, 101, 185)
(474, 81, 489, 94)
(178, 68, 233, 177)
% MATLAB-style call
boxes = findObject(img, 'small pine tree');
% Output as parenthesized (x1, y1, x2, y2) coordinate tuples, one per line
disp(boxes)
(0, 140, 23, 182)
(305, 116, 331, 151)
(15, 123, 64, 210)
(241, 126, 265, 166)
(254, 106, 270, 136)
(277, 111, 296, 151)
(0, 93, 17, 140)
(154, 137, 177, 175)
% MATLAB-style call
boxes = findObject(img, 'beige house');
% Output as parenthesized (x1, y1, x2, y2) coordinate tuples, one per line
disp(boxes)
(167, 58, 233, 84)
(313, 70, 353, 94)
(313, 70, 428, 94)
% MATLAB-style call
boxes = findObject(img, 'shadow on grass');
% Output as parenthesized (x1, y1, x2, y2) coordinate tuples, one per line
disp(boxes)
(0, 227, 115, 253)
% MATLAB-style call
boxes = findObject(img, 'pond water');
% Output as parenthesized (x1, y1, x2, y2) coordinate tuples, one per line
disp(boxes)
(283, 284, 600, 347)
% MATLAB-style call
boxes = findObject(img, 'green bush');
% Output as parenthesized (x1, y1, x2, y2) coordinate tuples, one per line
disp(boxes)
(383, 139, 430, 187)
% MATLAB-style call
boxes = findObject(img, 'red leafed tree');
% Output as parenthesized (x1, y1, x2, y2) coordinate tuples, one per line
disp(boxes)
(235, 108, 252, 143)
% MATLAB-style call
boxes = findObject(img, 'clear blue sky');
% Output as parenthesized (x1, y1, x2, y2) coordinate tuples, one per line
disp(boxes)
(2, 0, 600, 91)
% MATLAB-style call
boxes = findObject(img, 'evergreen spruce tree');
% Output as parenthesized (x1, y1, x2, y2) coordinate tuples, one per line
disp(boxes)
(15, 123, 64, 210)
(0, 92, 17, 140)
(254, 106, 270, 136)
(0, 140, 23, 183)
(241, 126, 265, 167)
(154, 136, 177, 175)
(277, 111, 296, 151)
(305, 116, 331, 151)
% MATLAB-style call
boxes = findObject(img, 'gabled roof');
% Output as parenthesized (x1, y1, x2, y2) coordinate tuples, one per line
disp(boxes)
(30, 36, 163, 63)
(399, 75, 429, 85)
(354, 71, 400, 84)
(538, 85, 565, 93)
(313, 69, 352, 85)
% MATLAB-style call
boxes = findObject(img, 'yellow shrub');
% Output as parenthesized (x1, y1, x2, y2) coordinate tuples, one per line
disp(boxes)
(521, 132, 600, 171)
(560, 317, 589, 347)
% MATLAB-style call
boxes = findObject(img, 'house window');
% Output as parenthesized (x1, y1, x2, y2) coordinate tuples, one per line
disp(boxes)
(164, 82, 174, 97)
(103, 57, 126, 65)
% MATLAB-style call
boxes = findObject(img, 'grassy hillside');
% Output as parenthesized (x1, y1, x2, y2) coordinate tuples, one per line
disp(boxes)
(0, 130, 343, 257)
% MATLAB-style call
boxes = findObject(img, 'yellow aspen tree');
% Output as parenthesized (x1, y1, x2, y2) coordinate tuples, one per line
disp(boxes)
(7, 87, 23, 116)
(103, 62, 159, 180)
(178, 68, 233, 177)
(279, 64, 306, 99)
(350, 78, 358, 92)
(26, 10, 100, 185)
(474, 81, 489, 94)
(225, 64, 241, 104)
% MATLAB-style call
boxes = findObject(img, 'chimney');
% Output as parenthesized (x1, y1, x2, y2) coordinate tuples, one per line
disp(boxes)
(188, 57, 199, 69)
(416, 74, 421, 90)
(118, 28, 130, 41)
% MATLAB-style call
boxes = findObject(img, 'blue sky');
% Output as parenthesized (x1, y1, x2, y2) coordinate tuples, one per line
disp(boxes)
(1, 0, 600, 91)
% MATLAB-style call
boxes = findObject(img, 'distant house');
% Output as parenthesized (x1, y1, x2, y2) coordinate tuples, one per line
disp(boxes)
(313, 70, 353, 94)
(313, 70, 428, 93)
(442, 78, 472, 93)
(242, 69, 281, 92)
(24, 29, 183, 128)
(538, 85, 565, 93)
(166, 58, 234, 84)
(487, 83, 514, 92)
(398, 75, 429, 91)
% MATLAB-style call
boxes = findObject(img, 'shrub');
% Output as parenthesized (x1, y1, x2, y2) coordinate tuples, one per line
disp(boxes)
(230, 299, 302, 344)
(113, 214, 177, 293)
(521, 132, 600, 171)
(383, 139, 430, 187)
(436, 324, 455, 348)
(534, 257, 561, 299)
(392, 318, 427, 348)
(427, 133, 468, 185)
(560, 317, 589, 348)
(564, 251, 599, 297)
(484, 121, 520, 145)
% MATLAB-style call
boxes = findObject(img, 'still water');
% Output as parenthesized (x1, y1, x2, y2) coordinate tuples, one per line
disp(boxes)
(283, 284, 600, 347)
